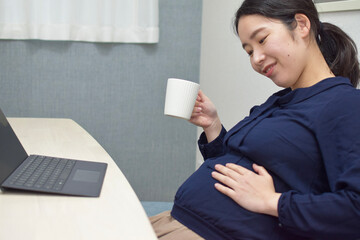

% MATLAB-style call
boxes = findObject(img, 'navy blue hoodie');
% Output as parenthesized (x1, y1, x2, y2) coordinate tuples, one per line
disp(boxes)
(171, 77, 360, 240)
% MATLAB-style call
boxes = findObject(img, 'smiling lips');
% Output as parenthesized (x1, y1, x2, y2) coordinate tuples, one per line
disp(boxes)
(263, 64, 276, 77)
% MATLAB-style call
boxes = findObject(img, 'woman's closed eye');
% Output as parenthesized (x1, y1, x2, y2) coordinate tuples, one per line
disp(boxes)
(259, 36, 268, 44)
(246, 36, 268, 56)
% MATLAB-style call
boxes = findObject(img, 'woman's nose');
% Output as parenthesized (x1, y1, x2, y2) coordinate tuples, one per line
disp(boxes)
(252, 50, 265, 66)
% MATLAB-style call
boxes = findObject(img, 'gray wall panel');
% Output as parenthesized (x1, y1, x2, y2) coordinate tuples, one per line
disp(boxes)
(0, 0, 202, 201)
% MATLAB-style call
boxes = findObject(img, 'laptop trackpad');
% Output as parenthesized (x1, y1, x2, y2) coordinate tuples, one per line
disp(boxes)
(62, 161, 107, 197)
(72, 169, 100, 183)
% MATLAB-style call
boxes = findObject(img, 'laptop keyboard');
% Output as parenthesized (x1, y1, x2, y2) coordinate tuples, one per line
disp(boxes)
(8, 155, 76, 191)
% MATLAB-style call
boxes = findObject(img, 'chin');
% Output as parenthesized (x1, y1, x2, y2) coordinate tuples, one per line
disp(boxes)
(271, 77, 296, 89)
(272, 80, 291, 89)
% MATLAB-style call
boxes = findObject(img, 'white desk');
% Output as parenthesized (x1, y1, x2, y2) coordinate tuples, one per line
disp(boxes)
(0, 118, 157, 240)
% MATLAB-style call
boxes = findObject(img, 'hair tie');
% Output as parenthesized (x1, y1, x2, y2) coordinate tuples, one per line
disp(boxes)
(319, 21, 324, 33)
(317, 21, 324, 43)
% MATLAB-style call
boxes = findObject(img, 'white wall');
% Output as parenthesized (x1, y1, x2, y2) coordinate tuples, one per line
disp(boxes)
(198, 0, 360, 167)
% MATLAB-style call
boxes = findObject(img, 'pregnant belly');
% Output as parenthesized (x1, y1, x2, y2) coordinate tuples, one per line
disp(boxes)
(173, 154, 280, 239)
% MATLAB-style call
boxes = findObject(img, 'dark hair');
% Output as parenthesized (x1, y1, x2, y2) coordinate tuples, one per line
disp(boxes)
(234, 0, 360, 87)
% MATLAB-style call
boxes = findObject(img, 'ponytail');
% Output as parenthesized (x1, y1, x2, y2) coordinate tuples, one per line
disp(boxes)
(317, 22, 359, 87)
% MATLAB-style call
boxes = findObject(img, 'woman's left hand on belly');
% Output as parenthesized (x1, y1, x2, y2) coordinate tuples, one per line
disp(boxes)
(212, 163, 281, 217)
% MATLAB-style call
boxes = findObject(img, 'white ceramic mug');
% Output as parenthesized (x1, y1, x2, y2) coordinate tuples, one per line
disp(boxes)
(164, 78, 200, 120)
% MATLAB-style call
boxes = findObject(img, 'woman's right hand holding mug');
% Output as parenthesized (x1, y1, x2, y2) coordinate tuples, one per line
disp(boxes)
(189, 90, 222, 143)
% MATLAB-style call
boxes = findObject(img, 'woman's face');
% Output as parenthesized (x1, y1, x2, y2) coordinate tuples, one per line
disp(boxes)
(238, 14, 308, 89)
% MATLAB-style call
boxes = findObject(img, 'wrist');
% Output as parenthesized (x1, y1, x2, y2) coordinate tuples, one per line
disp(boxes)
(204, 117, 222, 143)
(264, 193, 281, 217)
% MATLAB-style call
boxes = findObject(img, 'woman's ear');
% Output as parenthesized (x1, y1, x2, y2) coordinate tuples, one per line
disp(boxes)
(294, 13, 311, 39)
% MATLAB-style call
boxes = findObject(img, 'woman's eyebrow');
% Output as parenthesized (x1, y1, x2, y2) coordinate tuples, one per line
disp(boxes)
(242, 27, 266, 49)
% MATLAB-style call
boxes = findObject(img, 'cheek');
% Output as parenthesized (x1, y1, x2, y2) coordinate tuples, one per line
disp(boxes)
(266, 37, 293, 58)
(284, 48, 301, 70)
(282, 41, 300, 63)
(267, 44, 286, 59)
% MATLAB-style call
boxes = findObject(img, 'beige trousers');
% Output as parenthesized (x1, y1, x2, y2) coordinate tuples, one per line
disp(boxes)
(149, 211, 204, 240)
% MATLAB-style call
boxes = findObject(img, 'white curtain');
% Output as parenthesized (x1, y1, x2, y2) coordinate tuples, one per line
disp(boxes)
(0, 0, 159, 43)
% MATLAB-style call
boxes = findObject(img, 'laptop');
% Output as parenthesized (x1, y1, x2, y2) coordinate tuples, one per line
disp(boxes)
(0, 108, 107, 197)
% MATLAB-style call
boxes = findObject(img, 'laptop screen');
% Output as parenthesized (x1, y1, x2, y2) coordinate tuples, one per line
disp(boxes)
(0, 109, 28, 184)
